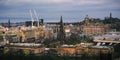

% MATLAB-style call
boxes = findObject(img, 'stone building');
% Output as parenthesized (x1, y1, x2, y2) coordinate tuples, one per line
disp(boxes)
(57, 45, 76, 56)
(57, 45, 113, 56)
(2, 25, 54, 43)
(4, 43, 45, 55)
(82, 15, 110, 35)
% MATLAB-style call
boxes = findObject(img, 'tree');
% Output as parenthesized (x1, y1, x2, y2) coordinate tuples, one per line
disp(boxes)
(67, 33, 81, 45)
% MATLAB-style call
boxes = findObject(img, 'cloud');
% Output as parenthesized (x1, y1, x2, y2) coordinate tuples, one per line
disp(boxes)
(1, 0, 108, 6)
(0, 0, 120, 22)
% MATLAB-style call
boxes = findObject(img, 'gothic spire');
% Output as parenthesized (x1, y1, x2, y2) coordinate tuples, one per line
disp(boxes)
(60, 16, 63, 24)
(8, 18, 11, 28)
(110, 12, 112, 19)
(57, 16, 66, 43)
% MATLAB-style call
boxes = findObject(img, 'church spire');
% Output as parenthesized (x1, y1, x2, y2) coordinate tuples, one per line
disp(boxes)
(60, 16, 63, 24)
(57, 16, 66, 43)
(8, 18, 11, 28)
(110, 12, 112, 19)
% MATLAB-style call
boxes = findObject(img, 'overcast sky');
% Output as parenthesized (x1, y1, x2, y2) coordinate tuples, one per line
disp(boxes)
(0, 0, 120, 23)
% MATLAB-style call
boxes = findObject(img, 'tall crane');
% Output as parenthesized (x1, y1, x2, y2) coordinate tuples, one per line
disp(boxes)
(33, 9, 39, 27)
(29, 10, 34, 27)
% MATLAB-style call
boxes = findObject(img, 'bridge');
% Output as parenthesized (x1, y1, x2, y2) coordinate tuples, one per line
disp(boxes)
(94, 39, 120, 46)
(93, 32, 120, 46)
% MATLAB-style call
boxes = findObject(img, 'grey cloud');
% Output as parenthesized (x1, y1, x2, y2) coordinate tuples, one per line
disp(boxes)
(0, 0, 120, 22)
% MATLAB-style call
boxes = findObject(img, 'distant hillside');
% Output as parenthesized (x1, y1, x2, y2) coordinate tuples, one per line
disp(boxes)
(103, 18, 120, 24)
(103, 17, 120, 31)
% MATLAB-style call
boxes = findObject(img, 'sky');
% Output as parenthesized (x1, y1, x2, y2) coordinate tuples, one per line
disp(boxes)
(0, 0, 120, 23)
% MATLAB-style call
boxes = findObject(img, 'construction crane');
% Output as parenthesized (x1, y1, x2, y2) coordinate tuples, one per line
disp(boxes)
(33, 9, 39, 27)
(29, 10, 34, 27)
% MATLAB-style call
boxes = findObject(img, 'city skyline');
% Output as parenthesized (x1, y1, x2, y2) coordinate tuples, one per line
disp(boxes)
(0, 0, 120, 23)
